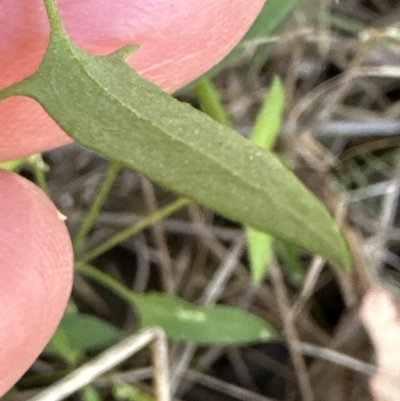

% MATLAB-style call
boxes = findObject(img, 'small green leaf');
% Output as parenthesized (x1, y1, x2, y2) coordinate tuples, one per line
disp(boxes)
(246, 76, 285, 284)
(275, 240, 306, 284)
(242, 0, 299, 41)
(0, 157, 26, 172)
(251, 76, 285, 149)
(113, 381, 155, 401)
(47, 313, 120, 359)
(247, 228, 274, 284)
(134, 292, 276, 344)
(0, 0, 351, 267)
(47, 322, 81, 365)
(81, 386, 103, 401)
(194, 79, 233, 128)
(76, 263, 276, 345)
(61, 314, 120, 351)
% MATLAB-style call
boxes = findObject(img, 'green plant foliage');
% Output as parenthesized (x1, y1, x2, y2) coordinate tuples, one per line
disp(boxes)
(194, 79, 233, 127)
(0, 158, 26, 172)
(113, 381, 155, 401)
(77, 262, 275, 345)
(47, 312, 120, 364)
(246, 76, 285, 284)
(59, 313, 120, 351)
(135, 292, 276, 344)
(274, 240, 306, 284)
(251, 76, 285, 149)
(243, 0, 299, 41)
(81, 386, 103, 401)
(0, 0, 351, 267)
(47, 320, 81, 365)
(247, 229, 274, 284)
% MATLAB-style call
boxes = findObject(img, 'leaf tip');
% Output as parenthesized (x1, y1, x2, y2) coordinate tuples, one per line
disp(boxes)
(337, 244, 353, 271)
(329, 231, 353, 271)
(111, 44, 141, 61)
(259, 327, 276, 341)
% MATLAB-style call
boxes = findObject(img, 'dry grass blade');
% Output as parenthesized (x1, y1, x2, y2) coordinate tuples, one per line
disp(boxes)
(269, 259, 314, 401)
(27, 328, 170, 401)
(297, 342, 377, 376)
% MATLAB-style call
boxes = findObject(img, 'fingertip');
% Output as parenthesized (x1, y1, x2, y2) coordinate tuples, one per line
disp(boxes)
(0, 169, 73, 395)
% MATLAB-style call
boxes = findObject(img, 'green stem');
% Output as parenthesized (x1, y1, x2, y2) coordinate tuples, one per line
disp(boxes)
(76, 261, 140, 304)
(42, 0, 67, 37)
(78, 197, 191, 262)
(28, 154, 49, 194)
(0, 77, 32, 101)
(194, 79, 233, 127)
(73, 162, 121, 252)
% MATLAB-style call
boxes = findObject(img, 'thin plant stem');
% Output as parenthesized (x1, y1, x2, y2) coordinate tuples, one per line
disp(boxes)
(76, 261, 138, 303)
(269, 259, 315, 401)
(140, 177, 175, 293)
(78, 197, 191, 262)
(28, 154, 49, 194)
(77, 263, 177, 398)
(73, 162, 121, 252)
(42, 0, 66, 37)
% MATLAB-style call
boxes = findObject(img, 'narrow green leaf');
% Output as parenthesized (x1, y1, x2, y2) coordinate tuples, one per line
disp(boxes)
(59, 314, 120, 351)
(47, 313, 120, 358)
(135, 292, 276, 344)
(246, 228, 274, 284)
(251, 76, 285, 148)
(76, 263, 276, 345)
(113, 381, 155, 401)
(194, 79, 233, 128)
(275, 240, 306, 284)
(242, 0, 299, 41)
(47, 322, 81, 365)
(0, 0, 351, 267)
(81, 387, 103, 401)
(246, 76, 285, 284)
(0, 158, 26, 172)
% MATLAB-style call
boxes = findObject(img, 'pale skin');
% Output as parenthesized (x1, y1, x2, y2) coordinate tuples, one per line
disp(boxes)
(360, 286, 400, 400)
(0, 0, 265, 395)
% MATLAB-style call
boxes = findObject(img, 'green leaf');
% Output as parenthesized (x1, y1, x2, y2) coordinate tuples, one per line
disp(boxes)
(81, 386, 103, 401)
(61, 314, 120, 351)
(135, 292, 276, 344)
(47, 321, 81, 365)
(251, 76, 285, 149)
(246, 228, 274, 284)
(194, 79, 233, 128)
(76, 262, 276, 345)
(275, 240, 306, 284)
(246, 76, 285, 284)
(242, 0, 299, 41)
(0, 0, 350, 268)
(47, 313, 120, 360)
(113, 381, 155, 401)
(0, 157, 26, 172)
